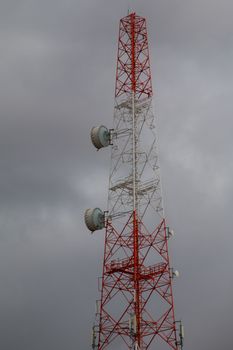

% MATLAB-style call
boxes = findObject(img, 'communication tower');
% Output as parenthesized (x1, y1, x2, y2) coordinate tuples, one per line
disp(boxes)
(85, 12, 184, 350)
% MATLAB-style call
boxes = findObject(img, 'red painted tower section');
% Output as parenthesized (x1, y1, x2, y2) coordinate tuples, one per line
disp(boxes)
(88, 13, 182, 350)
(115, 13, 152, 99)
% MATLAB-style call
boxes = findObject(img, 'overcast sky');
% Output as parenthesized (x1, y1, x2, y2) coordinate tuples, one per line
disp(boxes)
(0, 0, 232, 349)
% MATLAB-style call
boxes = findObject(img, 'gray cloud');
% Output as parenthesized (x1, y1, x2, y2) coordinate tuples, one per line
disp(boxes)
(0, 0, 232, 349)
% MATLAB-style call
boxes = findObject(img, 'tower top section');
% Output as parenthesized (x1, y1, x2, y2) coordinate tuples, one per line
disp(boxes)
(115, 13, 153, 101)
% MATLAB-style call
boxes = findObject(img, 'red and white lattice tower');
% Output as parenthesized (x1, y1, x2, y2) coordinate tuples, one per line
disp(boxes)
(85, 12, 184, 350)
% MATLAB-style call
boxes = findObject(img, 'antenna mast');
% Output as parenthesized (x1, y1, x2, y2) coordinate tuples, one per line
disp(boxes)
(85, 12, 183, 350)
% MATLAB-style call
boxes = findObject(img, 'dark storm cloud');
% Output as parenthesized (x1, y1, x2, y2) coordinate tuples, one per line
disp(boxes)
(0, 0, 232, 349)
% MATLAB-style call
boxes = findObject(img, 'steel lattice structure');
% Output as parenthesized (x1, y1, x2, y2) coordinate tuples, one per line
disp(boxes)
(90, 12, 182, 350)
